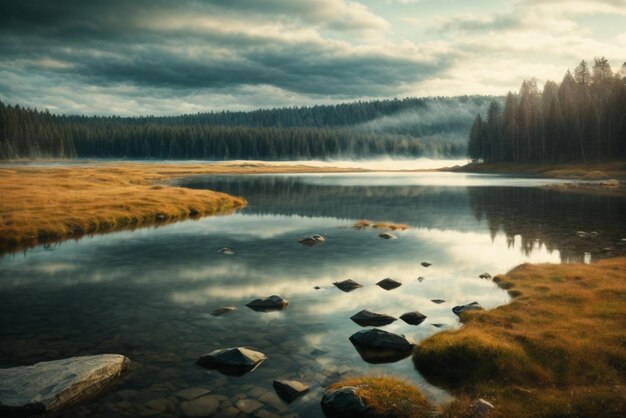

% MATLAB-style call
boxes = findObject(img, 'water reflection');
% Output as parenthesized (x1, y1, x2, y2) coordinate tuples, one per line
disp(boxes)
(0, 172, 623, 417)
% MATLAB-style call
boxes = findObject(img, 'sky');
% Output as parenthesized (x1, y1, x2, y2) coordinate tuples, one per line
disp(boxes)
(0, 0, 624, 115)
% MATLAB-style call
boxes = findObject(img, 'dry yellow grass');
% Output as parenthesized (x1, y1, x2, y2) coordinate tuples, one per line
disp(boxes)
(353, 219, 409, 231)
(327, 376, 434, 418)
(413, 257, 626, 418)
(0, 161, 359, 253)
(447, 161, 626, 180)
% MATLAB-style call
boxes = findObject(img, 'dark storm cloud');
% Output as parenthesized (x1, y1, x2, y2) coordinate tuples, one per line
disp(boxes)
(0, 0, 448, 107)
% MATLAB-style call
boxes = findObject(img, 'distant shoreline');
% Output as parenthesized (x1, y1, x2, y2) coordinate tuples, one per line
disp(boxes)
(441, 161, 626, 179)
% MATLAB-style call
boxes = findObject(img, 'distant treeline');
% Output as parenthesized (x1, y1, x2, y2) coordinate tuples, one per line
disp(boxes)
(469, 58, 626, 162)
(0, 96, 493, 160)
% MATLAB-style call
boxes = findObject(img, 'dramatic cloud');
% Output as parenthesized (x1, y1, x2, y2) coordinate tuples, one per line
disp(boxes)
(0, 0, 623, 114)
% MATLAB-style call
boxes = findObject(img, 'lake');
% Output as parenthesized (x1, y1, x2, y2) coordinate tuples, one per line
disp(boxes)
(1, 172, 624, 417)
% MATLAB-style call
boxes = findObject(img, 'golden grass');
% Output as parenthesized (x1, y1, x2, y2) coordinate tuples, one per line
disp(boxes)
(327, 376, 434, 418)
(448, 161, 626, 180)
(0, 161, 359, 253)
(413, 257, 626, 418)
(353, 219, 409, 231)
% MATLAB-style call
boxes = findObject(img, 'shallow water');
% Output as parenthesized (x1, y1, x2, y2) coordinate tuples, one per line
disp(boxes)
(1, 172, 624, 417)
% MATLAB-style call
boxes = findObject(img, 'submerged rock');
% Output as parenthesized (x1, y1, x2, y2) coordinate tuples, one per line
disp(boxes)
(431, 299, 445, 304)
(196, 347, 266, 376)
(378, 232, 397, 240)
(376, 278, 402, 290)
(349, 328, 414, 364)
(210, 306, 237, 316)
(421, 262, 432, 267)
(350, 310, 397, 327)
(0, 354, 130, 415)
(298, 234, 326, 246)
(321, 386, 368, 418)
(180, 394, 221, 417)
(333, 279, 363, 292)
(400, 311, 427, 326)
(452, 301, 483, 316)
(417, 276, 426, 282)
(479, 272, 492, 279)
(246, 295, 288, 312)
(273, 379, 310, 403)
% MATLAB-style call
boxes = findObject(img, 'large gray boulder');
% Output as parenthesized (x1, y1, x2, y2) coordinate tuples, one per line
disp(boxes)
(273, 379, 310, 403)
(321, 386, 369, 418)
(246, 295, 288, 312)
(350, 310, 397, 327)
(349, 329, 414, 364)
(196, 347, 266, 376)
(452, 301, 483, 316)
(0, 354, 130, 415)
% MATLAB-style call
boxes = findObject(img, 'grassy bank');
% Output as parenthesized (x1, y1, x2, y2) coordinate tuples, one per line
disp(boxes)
(412, 257, 626, 417)
(0, 162, 360, 253)
(445, 161, 626, 179)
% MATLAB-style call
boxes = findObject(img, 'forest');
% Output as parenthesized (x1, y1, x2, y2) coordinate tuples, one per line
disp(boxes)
(468, 58, 626, 162)
(0, 96, 492, 160)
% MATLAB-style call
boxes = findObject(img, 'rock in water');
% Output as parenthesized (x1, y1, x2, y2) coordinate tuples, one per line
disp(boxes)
(400, 311, 427, 326)
(421, 262, 432, 267)
(0, 354, 130, 414)
(196, 347, 266, 376)
(479, 272, 492, 279)
(349, 328, 414, 364)
(210, 306, 237, 316)
(217, 247, 235, 255)
(298, 234, 325, 246)
(376, 278, 402, 290)
(246, 295, 288, 312)
(321, 387, 368, 418)
(273, 379, 310, 403)
(378, 232, 396, 240)
(333, 279, 363, 292)
(431, 299, 445, 304)
(350, 310, 397, 327)
(452, 301, 483, 316)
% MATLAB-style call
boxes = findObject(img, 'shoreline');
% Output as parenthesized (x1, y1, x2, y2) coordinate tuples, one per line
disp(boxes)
(442, 161, 626, 179)
(2, 160, 624, 254)
(328, 257, 626, 418)
(413, 256, 626, 417)
(0, 162, 367, 255)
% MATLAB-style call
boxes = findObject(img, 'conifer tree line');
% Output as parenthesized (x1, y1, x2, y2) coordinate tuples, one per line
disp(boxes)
(0, 96, 491, 160)
(468, 58, 626, 162)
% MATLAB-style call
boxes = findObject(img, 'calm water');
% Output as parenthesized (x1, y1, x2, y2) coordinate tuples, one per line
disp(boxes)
(1, 172, 624, 417)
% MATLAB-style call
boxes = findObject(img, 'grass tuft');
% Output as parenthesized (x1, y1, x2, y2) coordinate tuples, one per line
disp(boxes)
(328, 376, 434, 418)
